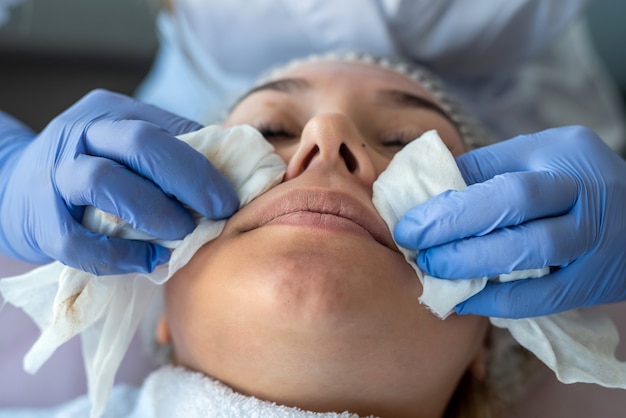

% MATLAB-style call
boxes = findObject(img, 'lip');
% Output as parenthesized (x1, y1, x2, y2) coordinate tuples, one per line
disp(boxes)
(243, 188, 398, 252)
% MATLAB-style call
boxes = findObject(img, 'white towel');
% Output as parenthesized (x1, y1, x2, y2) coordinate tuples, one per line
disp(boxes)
(0, 366, 371, 418)
(128, 366, 368, 418)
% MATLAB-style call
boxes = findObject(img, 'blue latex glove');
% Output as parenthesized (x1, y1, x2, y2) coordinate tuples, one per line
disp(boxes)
(394, 126, 626, 318)
(0, 89, 239, 275)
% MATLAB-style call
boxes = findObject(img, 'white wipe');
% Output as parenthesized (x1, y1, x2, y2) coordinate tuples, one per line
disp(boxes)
(0, 125, 286, 418)
(372, 130, 626, 389)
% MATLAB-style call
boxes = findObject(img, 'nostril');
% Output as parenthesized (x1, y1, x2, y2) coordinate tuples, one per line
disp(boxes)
(302, 145, 319, 171)
(339, 143, 358, 173)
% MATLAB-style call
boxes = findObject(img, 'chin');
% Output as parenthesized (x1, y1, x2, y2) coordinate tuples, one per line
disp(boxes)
(235, 231, 418, 333)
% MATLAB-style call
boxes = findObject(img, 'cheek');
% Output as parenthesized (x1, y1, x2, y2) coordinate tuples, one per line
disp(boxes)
(434, 123, 466, 156)
(366, 150, 393, 176)
(163, 241, 250, 371)
(425, 314, 488, 362)
(273, 143, 301, 165)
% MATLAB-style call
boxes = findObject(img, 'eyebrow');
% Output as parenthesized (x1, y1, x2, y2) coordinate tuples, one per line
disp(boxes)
(236, 78, 311, 104)
(375, 90, 450, 120)
(233, 78, 456, 127)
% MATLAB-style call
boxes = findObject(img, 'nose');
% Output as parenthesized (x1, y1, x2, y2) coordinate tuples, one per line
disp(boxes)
(285, 113, 377, 185)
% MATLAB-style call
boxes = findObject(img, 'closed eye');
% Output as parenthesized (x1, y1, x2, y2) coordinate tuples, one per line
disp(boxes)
(381, 138, 411, 148)
(380, 130, 424, 149)
(257, 122, 299, 140)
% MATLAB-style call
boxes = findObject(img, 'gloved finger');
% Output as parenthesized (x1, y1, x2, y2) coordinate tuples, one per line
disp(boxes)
(454, 130, 556, 185)
(52, 221, 171, 275)
(417, 213, 587, 279)
(452, 276, 566, 318)
(455, 126, 600, 185)
(76, 89, 203, 136)
(57, 154, 196, 240)
(455, 138, 528, 185)
(453, 260, 615, 318)
(84, 119, 239, 219)
(394, 170, 578, 250)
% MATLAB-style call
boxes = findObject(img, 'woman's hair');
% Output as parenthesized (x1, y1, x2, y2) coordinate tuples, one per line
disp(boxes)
(445, 328, 543, 418)
(445, 368, 493, 418)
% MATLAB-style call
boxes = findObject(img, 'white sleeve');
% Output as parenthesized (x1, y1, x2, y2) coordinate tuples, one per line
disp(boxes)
(0, 0, 22, 26)
(383, 0, 591, 77)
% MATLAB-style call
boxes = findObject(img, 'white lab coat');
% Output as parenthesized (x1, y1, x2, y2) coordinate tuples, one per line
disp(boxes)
(136, 0, 625, 152)
(2, 0, 626, 415)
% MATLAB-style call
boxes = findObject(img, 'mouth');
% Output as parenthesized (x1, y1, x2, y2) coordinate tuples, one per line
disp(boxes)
(242, 188, 398, 252)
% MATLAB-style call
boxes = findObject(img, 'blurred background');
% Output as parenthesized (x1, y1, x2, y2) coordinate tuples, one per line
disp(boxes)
(0, 0, 625, 132)
(0, 0, 158, 131)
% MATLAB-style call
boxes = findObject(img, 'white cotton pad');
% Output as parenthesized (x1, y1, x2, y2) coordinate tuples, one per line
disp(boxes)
(372, 129, 626, 390)
(372, 130, 547, 318)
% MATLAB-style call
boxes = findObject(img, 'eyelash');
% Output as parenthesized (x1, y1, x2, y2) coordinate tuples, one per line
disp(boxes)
(381, 138, 409, 148)
(380, 131, 423, 149)
(257, 121, 422, 150)
(256, 122, 298, 140)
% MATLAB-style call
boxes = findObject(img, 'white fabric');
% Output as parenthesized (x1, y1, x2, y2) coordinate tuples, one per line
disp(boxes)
(138, 0, 585, 120)
(0, 0, 22, 26)
(372, 130, 626, 389)
(0, 254, 155, 409)
(0, 366, 370, 418)
(450, 19, 626, 155)
(372, 132, 549, 319)
(0, 125, 286, 418)
(136, 0, 625, 154)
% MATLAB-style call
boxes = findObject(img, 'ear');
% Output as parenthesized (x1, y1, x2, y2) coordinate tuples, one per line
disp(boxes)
(469, 326, 491, 381)
(468, 345, 488, 381)
(156, 315, 172, 345)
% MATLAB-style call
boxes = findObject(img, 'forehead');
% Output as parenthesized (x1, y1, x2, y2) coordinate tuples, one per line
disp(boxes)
(263, 60, 439, 103)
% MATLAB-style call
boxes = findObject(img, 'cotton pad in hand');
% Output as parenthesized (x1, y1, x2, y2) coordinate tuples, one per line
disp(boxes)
(372, 129, 626, 391)
(0, 124, 286, 418)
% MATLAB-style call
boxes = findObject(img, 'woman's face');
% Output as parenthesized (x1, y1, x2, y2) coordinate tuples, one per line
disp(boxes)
(160, 61, 488, 418)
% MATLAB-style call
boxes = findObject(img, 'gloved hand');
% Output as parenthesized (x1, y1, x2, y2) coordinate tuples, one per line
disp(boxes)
(0, 89, 239, 275)
(394, 125, 626, 318)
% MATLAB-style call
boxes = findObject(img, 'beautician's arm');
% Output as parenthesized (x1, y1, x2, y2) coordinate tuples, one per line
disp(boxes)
(0, 89, 238, 275)
(394, 126, 626, 318)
